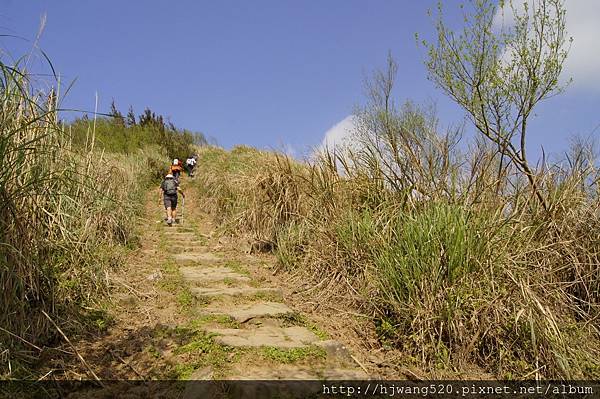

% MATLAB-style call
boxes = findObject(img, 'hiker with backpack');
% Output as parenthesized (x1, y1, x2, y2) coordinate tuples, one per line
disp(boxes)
(185, 155, 197, 177)
(159, 173, 185, 225)
(170, 159, 184, 185)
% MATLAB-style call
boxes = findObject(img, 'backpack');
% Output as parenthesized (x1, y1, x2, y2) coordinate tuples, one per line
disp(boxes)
(163, 179, 177, 195)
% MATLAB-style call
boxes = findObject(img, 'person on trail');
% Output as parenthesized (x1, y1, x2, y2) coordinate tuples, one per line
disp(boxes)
(159, 173, 185, 225)
(169, 159, 184, 185)
(185, 155, 197, 177)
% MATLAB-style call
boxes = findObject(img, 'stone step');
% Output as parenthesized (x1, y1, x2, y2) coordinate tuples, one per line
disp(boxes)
(170, 237, 200, 242)
(170, 227, 196, 232)
(206, 326, 319, 348)
(227, 364, 369, 380)
(180, 266, 250, 284)
(169, 232, 197, 239)
(171, 241, 205, 250)
(169, 245, 201, 254)
(184, 366, 369, 398)
(173, 252, 222, 263)
(314, 340, 356, 364)
(186, 364, 368, 381)
(201, 302, 293, 323)
(191, 286, 281, 298)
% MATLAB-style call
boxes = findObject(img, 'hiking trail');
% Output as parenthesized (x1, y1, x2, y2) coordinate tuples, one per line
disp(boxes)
(63, 175, 370, 396)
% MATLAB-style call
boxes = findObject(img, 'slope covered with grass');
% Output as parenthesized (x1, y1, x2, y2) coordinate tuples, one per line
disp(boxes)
(194, 129, 600, 379)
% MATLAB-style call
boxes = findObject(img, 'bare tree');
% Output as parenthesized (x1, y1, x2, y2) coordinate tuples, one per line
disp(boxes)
(346, 54, 462, 202)
(423, 0, 571, 211)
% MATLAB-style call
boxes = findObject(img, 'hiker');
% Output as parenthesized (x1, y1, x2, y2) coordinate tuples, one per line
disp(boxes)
(186, 155, 197, 177)
(159, 173, 185, 225)
(169, 158, 184, 185)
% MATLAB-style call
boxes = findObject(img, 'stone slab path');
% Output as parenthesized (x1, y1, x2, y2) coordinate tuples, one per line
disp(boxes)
(168, 224, 367, 371)
(180, 266, 250, 283)
(173, 252, 222, 263)
(201, 301, 294, 323)
(48, 182, 372, 399)
(190, 286, 282, 298)
(206, 325, 319, 348)
(157, 191, 369, 397)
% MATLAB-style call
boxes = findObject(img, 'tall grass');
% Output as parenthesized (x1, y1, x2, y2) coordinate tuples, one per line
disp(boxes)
(195, 113, 600, 378)
(0, 55, 165, 377)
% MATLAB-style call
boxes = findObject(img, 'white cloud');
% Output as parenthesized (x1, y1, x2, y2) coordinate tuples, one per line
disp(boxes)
(317, 115, 358, 155)
(493, 0, 600, 91)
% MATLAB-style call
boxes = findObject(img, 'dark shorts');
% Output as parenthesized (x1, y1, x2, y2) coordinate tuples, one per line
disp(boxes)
(164, 194, 178, 209)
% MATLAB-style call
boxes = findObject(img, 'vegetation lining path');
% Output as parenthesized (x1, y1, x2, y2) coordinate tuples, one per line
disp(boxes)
(48, 176, 368, 396)
(167, 182, 369, 394)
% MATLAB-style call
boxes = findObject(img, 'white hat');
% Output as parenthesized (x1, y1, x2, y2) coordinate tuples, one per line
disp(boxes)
(173, 159, 179, 165)
(165, 174, 173, 178)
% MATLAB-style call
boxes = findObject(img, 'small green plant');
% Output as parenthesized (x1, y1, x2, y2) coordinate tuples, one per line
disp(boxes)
(170, 328, 236, 377)
(145, 345, 162, 359)
(223, 260, 250, 276)
(221, 277, 237, 287)
(260, 346, 326, 364)
(277, 313, 329, 340)
(306, 323, 329, 340)
(177, 289, 194, 311)
(170, 363, 196, 380)
(277, 313, 305, 326)
(191, 315, 240, 329)
(175, 333, 219, 355)
(239, 291, 282, 304)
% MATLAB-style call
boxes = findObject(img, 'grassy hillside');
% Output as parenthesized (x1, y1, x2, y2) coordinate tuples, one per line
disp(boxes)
(194, 129, 600, 379)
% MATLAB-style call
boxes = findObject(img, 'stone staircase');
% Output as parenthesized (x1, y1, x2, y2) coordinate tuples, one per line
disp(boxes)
(163, 221, 368, 396)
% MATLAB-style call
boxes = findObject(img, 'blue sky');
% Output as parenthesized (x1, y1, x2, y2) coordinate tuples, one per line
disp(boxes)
(1, 1, 599, 161)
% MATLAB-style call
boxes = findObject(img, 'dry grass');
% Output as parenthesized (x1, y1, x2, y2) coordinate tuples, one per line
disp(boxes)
(0, 55, 165, 377)
(194, 121, 600, 379)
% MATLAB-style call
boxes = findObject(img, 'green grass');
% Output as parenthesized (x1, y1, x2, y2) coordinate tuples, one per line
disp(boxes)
(168, 326, 237, 379)
(221, 277, 237, 287)
(190, 315, 240, 329)
(277, 313, 304, 327)
(158, 260, 200, 315)
(259, 346, 327, 364)
(223, 260, 250, 276)
(235, 291, 282, 304)
(145, 345, 162, 359)
(158, 263, 182, 293)
(177, 288, 195, 311)
(375, 203, 488, 305)
(174, 332, 220, 355)
(277, 313, 329, 340)
(170, 363, 197, 380)
(306, 323, 329, 340)
(80, 303, 115, 333)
